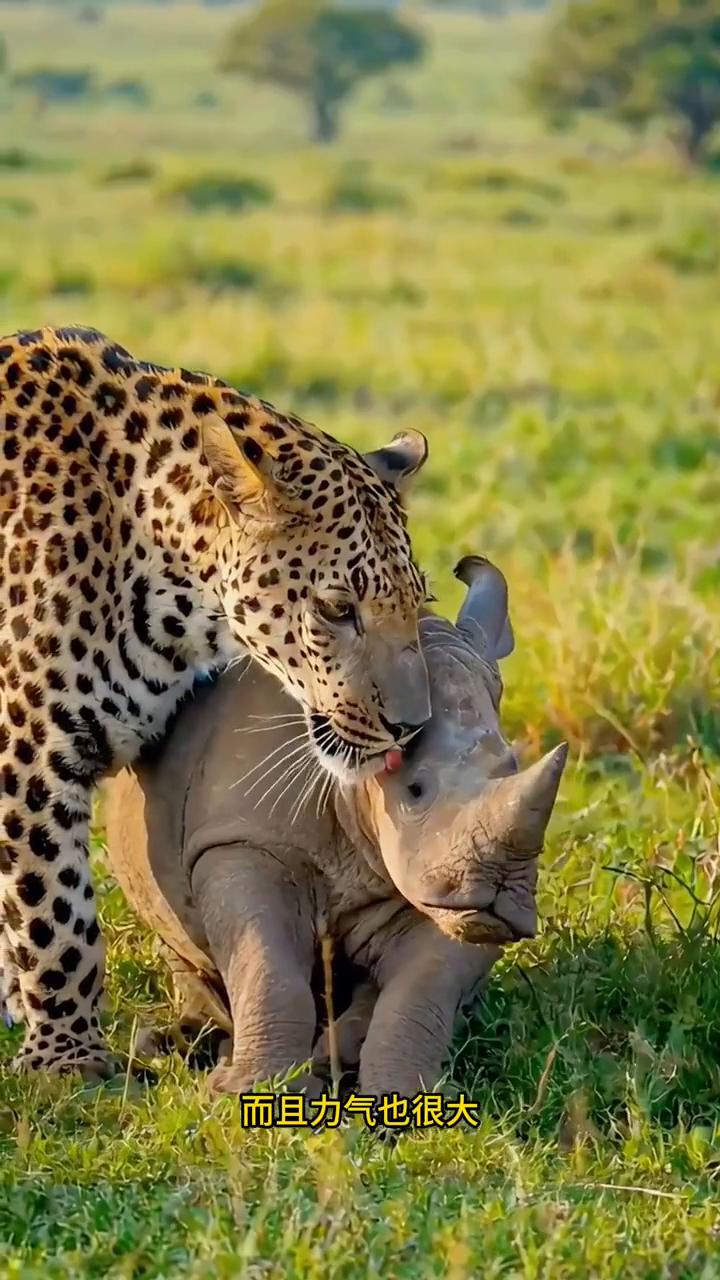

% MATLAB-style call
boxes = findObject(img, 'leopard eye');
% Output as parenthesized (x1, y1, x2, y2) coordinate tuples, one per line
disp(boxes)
(317, 598, 358, 626)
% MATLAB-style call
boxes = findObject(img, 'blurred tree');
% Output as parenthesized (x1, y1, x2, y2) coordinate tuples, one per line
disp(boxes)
(219, 0, 426, 143)
(527, 0, 720, 164)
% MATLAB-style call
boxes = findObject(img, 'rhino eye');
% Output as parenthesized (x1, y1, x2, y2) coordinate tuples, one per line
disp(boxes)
(407, 781, 424, 800)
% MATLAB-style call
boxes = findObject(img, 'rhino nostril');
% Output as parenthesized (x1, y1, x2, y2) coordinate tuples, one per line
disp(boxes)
(424, 875, 457, 900)
(489, 749, 518, 779)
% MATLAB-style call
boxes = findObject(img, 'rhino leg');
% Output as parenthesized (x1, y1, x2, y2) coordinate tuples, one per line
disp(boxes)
(190, 844, 322, 1097)
(312, 979, 378, 1079)
(359, 918, 499, 1099)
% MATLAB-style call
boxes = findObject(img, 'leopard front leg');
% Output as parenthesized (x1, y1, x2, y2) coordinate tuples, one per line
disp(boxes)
(0, 912, 23, 1026)
(0, 772, 114, 1077)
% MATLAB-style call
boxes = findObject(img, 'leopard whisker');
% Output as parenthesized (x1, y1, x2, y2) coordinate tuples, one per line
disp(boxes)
(267, 752, 317, 818)
(288, 761, 324, 825)
(244, 738, 315, 800)
(251, 745, 316, 811)
(228, 730, 310, 791)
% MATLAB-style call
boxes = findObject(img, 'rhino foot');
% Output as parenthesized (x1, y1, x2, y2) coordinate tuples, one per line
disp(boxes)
(208, 1062, 326, 1100)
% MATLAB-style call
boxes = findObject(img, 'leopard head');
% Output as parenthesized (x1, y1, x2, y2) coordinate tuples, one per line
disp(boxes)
(201, 413, 431, 780)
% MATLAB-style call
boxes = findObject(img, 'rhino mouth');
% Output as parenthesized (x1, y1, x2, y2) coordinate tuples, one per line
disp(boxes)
(419, 903, 534, 944)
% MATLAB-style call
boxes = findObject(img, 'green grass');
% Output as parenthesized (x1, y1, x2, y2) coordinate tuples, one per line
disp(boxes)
(0, 4, 719, 1275)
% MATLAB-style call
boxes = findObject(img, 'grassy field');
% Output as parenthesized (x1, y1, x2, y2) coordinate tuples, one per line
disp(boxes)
(1, 3, 720, 1275)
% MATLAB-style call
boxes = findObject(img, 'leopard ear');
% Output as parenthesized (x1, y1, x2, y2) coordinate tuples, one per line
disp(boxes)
(363, 430, 428, 496)
(201, 415, 280, 519)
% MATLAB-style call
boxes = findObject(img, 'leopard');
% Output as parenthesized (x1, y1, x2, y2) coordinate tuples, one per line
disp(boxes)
(0, 324, 431, 1077)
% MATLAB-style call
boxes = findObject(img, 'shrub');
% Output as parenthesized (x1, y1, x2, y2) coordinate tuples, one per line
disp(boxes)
(0, 196, 35, 217)
(167, 173, 274, 213)
(194, 90, 220, 109)
(652, 431, 720, 472)
(14, 67, 94, 103)
(186, 257, 263, 292)
(0, 267, 18, 294)
(500, 204, 547, 228)
(325, 173, 407, 213)
(655, 219, 720, 275)
(104, 78, 151, 107)
(447, 164, 565, 203)
(100, 159, 156, 185)
(0, 148, 43, 169)
(50, 267, 95, 296)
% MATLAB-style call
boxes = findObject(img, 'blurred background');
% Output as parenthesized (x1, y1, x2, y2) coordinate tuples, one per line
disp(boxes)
(0, 0, 718, 823)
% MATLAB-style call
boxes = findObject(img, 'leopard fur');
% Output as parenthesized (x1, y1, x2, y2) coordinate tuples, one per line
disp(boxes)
(0, 325, 429, 1075)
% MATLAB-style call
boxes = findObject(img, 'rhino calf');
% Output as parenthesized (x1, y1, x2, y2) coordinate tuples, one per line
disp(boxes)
(104, 557, 566, 1100)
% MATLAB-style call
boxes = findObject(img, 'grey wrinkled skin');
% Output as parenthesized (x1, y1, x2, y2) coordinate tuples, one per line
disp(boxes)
(103, 557, 567, 1100)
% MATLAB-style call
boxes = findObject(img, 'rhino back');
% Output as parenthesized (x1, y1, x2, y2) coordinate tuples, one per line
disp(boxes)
(103, 660, 339, 975)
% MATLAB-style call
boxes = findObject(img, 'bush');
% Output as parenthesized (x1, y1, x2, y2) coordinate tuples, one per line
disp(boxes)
(447, 164, 565, 203)
(0, 267, 18, 294)
(325, 172, 407, 213)
(500, 204, 547, 228)
(104, 78, 151, 107)
(655, 219, 720, 275)
(50, 266, 94, 295)
(652, 430, 720, 472)
(378, 79, 412, 112)
(0, 148, 44, 169)
(167, 173, 274, 213)
(186, 256, 264, 292)
(0, 196, 34, 217)
(194, 90, 220, 109)
(14, 67, 94, 103)
(100, 159, 156, 185)
(607, 206, 655, 231)
(50, 267, 95, 296)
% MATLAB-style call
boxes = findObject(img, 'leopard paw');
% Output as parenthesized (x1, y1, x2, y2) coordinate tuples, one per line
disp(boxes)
(13, 1039, 118, 1081)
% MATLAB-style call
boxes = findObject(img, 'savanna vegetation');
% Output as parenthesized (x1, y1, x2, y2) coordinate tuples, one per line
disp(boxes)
(0, 3, 719, 1276)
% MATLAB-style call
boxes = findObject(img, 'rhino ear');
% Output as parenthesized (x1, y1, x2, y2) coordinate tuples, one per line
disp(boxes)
(363, 430, 428, 496)
(454, 555, 514, 661)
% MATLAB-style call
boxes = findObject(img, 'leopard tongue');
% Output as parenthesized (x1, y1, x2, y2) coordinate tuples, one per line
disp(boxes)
(383, 748, 404, 774)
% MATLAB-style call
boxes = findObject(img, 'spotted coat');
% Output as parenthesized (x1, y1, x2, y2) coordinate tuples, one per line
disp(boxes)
(0, 325, 429, 1075)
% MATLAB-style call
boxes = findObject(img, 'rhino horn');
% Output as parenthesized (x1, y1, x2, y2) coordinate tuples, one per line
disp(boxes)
(483, 743, 568, 855)
(454, 555, 515, 661)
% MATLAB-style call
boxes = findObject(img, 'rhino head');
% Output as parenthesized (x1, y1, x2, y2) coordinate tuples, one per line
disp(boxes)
(363, 556, 567, 944)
